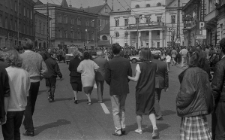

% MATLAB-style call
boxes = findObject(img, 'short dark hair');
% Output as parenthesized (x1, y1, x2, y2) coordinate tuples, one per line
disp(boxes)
(112, 43, 121, 55)
(153, 54, 160, 60)
(140, 48, 152, 61)
(23, 38, 33, 50)
(220, 38, 225, 54)
(83, 51, 90, 60)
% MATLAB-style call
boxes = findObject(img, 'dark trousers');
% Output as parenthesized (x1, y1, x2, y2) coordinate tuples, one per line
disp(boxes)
(212, 101, 225, 140)
(2, 111, 24, 140)
(23, 82, 40, 132)
(154, 88, 162, 117)
(46, 77, 56, 98)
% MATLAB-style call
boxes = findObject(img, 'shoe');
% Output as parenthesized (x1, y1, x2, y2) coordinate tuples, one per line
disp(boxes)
(121, 129, 126, 135)
(134, 129, 142, 134)
(156, 116, 163, 120)
(23, 131, 34, 137)
(74, 100, 78, 104)
(112, 129, 122, 136)
(152, 129, 159, 139)
(87, 102, 92, 105)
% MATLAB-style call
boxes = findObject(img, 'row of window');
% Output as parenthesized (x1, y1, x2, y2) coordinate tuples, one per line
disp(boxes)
(35, 21, 47, 35)
(57, 15, 95, 27)
(0, 0, 33, 20)
(135, 2, 162, 8)
(115, 15, 176, 27)
(57, 30, 95, 40)
(0, 13, 33, 36)
(114, 31, 162, 38)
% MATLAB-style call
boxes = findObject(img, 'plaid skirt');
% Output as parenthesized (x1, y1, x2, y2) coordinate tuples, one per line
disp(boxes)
(180, 115, 212, 140)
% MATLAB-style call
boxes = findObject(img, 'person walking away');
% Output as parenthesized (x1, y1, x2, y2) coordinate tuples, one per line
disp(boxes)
(77, 52, 99, 105)
(69, 49, 82, 104)
(152, 55, 168, 120)
(0, 51, 10, 126)
(179, 47, 188, 67)
(20, 38, 47, 136)
(176, 50, 213, 140)
(171, 48, 177, 65)
(105, 43, 132, 136)
(128, 48, 159, 139)
(211, 38, 225, 140)
(44, 53, 62, 102)
(165, 53, 171, 71)
(2, 50, 30, 140)
(93, 50, 107, 103)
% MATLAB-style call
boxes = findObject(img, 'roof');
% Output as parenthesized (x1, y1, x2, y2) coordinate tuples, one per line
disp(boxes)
(100, 23, 110, 34)
(84, 4, 105, 14)
(61, 0, 68, 7)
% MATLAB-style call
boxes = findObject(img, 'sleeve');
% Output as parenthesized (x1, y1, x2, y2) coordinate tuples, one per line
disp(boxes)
(136, 64, 141, 73)
(68, 60, 72, 71)
(105, 61, 111, 85)
(55, 63, 62, 78)
(93, 61, 99, 70)
(26, 74, 30, 97)
(176, 71, 196, 108)
(164, 67, 169, 88)
(128, 62, 132, 81)
(211, 62, 225, 102)
(41, 58, 48, 75)
(2, 70, 10, 97)
(77, 62, 83, 73)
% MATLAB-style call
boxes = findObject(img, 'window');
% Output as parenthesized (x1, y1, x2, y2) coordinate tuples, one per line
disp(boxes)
(71, 31, 74, 38)
(91, 20, 94, 27)
(146, 17, 151, 23)
(58, 15, 62, 23)
(124, 32, 128, 38)
(65, 31, 68, 38)
(24, 7, 26, 16)
(30, 10, 32, 19)
(136, 18, 140, 24)
(171, 15, 176, 24)
(220, 24, 223, 40)
(157, 31, 160, 35)
(71, 18, 74, 24)
(115, 19, 119, 27)
(91, 32, 94, 40)
(64, 16, 68, 24)
(15, 1, 17, 12)
(157, 42, 160, 47)
(5, 17, 7, 29)
(146, 4, 150, 7)
(115, 32, 119, 37)
(0, 13, 2, 27)
(102, 35, 107, 40)
(157, 16, 161, 23)
(86, 20, 89, 26)
(135, 5, 140, 8)
(77, 31, 81, 39)
(77, 18, 81, 25)
(157, 3, 162, 6)
(104, 7, 108, 13)
(124, 19, 128, 26)
(59, 30, 62, 38)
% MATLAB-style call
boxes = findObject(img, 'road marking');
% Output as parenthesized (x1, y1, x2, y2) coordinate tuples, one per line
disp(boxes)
(100, 103, 110, 114)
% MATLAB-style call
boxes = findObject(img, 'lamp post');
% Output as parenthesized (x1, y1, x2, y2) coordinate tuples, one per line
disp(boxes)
(134, 14, 143, 49)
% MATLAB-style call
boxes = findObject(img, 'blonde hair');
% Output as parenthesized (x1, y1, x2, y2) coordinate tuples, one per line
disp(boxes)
(5, 49, 22, 67)
(72, 49, 80, 58)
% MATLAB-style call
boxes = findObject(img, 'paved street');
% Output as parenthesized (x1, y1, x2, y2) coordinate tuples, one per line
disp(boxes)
(1, 62, 188, 140)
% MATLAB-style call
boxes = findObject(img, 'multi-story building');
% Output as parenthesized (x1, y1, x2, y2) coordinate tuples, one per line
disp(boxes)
(84, 0, 111, 47)
(110, 0, 189, 48)
(0, 0, 35, 48)
(34, 11, 48, 49)
(35, 0, 98, 49)
(215, 0, 225, 43)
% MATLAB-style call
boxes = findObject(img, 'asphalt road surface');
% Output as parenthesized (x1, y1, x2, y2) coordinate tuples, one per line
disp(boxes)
(1, 62, 208, 140)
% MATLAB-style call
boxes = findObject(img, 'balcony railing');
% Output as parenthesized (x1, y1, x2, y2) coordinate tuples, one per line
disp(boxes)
(127, 22, 165, 30)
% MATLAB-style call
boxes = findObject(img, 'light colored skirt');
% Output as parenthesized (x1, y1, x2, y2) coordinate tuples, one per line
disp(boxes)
(81, 76, 95, 87)
(180, 115, 212, 140)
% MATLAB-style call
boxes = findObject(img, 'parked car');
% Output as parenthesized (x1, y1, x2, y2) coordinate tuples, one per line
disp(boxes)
(129, 50, 161, 63)
(65, 54, 73, 64)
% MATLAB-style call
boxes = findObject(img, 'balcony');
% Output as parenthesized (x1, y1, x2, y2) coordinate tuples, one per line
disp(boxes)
(127, 22, 166, 30)
(205, 10, 218, 22)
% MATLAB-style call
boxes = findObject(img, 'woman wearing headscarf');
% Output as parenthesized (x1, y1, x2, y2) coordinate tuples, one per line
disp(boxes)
(77, 52, 99, 105)
(176, 50, 213, 140)
(69, 49, 82, 104)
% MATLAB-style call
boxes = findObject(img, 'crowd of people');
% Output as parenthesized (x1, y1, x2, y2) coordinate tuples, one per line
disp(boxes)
(0, 37, 225, 140)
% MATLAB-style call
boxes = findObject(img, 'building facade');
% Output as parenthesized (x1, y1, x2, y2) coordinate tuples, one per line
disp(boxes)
(0, 0, 35, 48)
(110, 0, 189, 48)
(35, 0, 98, 49)
(84, 0, 112, 47)
(34, 11, 48, 49)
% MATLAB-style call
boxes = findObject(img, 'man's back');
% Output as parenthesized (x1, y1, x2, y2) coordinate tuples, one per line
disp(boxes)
(93, 56, 107, 81)
(105, 56, 132, 96)
(152, 59, 168, 88)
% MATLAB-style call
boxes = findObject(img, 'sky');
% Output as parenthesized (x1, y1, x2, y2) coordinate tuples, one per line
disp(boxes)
(39, 0, 131, 11)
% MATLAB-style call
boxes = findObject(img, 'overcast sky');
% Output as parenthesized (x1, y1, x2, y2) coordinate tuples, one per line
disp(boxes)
(39, 0, 131, 11)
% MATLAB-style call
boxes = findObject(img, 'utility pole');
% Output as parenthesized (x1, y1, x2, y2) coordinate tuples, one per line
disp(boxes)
(136, 16, 140, 49)
(112, 0, 114, 11)
(47, 2, 49, 48)
(176, 0, 180, 46)
(17, 0, 20, 46)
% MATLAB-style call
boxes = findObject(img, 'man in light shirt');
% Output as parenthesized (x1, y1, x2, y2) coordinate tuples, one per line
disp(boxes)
(179, 47, 188, 67)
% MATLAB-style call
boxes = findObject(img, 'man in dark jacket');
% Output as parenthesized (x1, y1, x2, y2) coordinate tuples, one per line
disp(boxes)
(0, 54, 10, 125)
(211, 38, 225, 140)
(44, 54, 62, 102)
(152, 55, 168, 120)
(105, 43, 132, 136)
